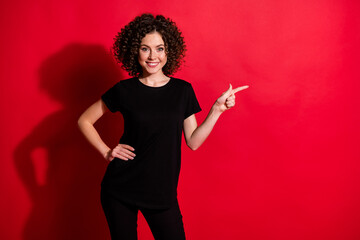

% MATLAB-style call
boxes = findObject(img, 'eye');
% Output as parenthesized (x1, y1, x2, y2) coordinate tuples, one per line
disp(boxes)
(140, 47, 149, 52)
(157, 47, 164, 52)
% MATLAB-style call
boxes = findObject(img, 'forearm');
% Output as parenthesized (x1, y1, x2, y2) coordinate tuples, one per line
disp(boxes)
(78, 119, 110, 158)
(187, 104, 222, 150)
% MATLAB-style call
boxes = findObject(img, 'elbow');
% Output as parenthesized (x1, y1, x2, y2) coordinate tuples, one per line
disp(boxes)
(185, 137, 201, 151)
(190, 146, 199, 151)
(77, 115, 88, 130)
(77, 117, 83, 129)
(187, 143, 199, 151)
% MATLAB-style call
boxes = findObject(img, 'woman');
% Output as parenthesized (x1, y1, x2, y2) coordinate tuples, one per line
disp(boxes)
(78, 13, 248, 240)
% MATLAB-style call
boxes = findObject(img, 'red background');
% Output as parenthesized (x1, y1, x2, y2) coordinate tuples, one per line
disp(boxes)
(1, 0, 360, 239)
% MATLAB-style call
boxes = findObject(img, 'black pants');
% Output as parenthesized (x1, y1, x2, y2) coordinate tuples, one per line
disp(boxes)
(101, 190, 186, 240)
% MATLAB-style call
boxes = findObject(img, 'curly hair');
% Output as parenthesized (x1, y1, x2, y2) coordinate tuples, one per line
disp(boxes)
(113, 13, 186, 77)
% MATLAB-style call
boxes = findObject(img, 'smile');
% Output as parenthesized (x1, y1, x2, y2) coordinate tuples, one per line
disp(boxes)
(146, 62, 159, 68)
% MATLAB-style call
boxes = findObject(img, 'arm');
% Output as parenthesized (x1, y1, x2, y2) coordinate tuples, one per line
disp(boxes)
(183, 84, 249, 150)
(77, 99, 135, 161)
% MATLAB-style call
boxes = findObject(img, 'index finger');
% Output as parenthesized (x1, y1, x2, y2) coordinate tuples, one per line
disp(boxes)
(232, 85, 249, 94)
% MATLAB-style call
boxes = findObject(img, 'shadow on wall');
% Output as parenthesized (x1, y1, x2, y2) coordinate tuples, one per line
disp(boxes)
(14, 43, 124, 240)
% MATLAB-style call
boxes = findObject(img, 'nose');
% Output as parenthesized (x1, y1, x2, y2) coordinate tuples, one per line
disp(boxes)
(148, 49, 155, 60)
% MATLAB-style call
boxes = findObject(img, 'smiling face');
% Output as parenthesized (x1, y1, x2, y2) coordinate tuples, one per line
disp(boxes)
(138, 31, 168, 77)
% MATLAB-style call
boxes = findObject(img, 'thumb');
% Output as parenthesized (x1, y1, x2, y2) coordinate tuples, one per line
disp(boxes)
(222, 84, 232, 97)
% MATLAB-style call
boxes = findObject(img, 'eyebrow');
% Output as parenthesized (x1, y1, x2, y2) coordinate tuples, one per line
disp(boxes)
(140, 44, 165, 47)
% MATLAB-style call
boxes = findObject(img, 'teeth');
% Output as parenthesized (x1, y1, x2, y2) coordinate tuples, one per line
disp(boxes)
(147, 62, 158, 66)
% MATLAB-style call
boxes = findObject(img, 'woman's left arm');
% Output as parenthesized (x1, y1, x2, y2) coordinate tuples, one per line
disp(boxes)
(183, 84, 249, 150)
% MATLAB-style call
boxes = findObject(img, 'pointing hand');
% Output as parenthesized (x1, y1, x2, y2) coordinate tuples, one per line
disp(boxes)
(215, 84, 249, 112)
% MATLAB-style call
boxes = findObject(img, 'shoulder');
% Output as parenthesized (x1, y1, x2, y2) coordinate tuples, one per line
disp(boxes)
(170, 77, 193, 89)
(170, 78, 199, 100)
(109, 77, 137, 89)
(103, 77, 137, 97)
(117, 77, 137, 86)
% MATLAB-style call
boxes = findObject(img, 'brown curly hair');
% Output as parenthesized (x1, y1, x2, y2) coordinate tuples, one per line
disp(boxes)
(113, 13, 186, 77)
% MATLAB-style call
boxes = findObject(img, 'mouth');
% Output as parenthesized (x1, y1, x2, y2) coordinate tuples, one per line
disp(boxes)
(146, 62, 159, 68)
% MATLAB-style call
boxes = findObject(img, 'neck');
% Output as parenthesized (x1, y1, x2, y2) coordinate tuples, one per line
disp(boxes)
(139, 72, 170, 87)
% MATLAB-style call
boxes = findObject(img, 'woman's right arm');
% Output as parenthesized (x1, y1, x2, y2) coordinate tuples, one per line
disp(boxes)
(77, 99, 136, 161)
(78, 99, 112, 159)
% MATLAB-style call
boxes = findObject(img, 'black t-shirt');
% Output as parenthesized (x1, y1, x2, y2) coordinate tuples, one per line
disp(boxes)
(101, 77, 201, 209)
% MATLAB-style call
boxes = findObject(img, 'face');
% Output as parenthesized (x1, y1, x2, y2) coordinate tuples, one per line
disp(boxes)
(138, 31, 167, 76)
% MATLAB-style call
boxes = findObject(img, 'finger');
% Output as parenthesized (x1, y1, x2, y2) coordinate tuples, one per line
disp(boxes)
(226, 97, 235, 104)
(117, 155, 129, 161)
(111, 151, 129, 161)
(226, 103, 235, 109)
(121, 148, 136, 157)
(113, 151, 132, 161)
(226, 101, 235, 106)
(222, 84, 233, 98)
(232, 85, 249, 94)
(120, 144, 135, 151)
(113, 148, 135, 158)
(225, 97, 235, 105)
(226, 95, 235, 101)
(226, 97, 235, 103)
(119, 152, 135, 160)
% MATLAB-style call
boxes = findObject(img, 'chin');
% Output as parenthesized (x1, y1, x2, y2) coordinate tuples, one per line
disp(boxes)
(144, 67, 162, 75)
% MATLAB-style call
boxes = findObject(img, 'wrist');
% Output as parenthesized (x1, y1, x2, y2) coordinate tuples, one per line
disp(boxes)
(103, 148, 111, 159)
(212, 101, 225, 114)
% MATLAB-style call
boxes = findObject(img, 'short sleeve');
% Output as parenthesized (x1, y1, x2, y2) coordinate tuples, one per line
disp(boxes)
(101, 82, 121, 113)
(184, 83, 202, 119)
